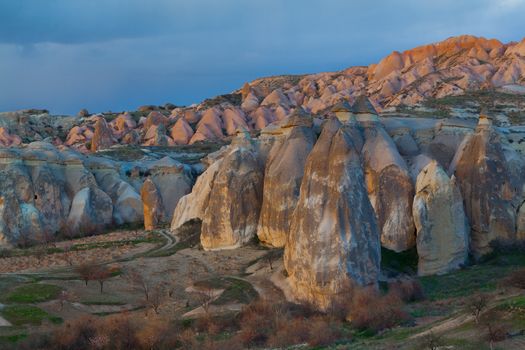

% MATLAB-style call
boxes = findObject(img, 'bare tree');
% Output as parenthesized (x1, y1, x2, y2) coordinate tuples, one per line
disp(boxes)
(147, 283, 168, 315)
(92, 265, 113, 293)
(467, 293, 489, 324)
(62, 243, 75, 266)
(198, 287, 216, 315)
(75, 261, 97, 286)
(486, 321, 507, 350)
(125, 268, 151, 301)
(422, 331, 443, 350)
(264, 249, 283, 271)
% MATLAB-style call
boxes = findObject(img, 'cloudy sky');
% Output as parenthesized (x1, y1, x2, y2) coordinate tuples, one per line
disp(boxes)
(1, 0, 524, 114)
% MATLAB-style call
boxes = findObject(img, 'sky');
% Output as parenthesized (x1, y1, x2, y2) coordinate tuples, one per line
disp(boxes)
(0, 0, 524, 115)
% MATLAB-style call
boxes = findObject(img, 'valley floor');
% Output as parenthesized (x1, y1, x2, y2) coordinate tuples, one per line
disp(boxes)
(0, 227, 524, 349)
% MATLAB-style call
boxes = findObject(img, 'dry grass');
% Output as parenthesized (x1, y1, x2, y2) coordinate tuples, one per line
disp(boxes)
(348, 287, 410, 333)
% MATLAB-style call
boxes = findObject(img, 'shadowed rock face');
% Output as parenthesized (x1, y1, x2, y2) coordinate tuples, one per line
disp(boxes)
(200, 137, 264, 250)
(170, 159, 223, 234)
(361, 125, 415, 252)
(257, 118, 315, 247)
(449, 122, 525, 258)
(284, 118, 381, 310)
(66, 187, 113, 236)
(413, 161, 468, 276)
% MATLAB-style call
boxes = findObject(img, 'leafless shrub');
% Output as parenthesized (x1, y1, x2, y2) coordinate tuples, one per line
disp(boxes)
(466, 293, 490, 324)
(486, 321, 507, 350)
(348, 287, 410, 333)
(91, 265, 113, 293)
(389, 278, 425, 302)
(125, 267, 151, 301)
(75, 261, 98, 286)
(421, 331, 443, 350)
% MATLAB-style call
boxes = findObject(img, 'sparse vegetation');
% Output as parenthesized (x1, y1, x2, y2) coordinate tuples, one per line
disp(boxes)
(5, 283, 62, 303)
(1, 305, 62, 326)
(466, 293, 490, 324)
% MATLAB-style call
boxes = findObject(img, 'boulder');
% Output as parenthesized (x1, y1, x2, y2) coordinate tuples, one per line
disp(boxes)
(143, 124, 170, 146)
(144, 111, 169, 130)
(141, 178, 163, 230)
(91, 117, 114, 151)
(284, 119, 381, 310)
(241, 92, 260, 113)
(257, 115, 315, 247)
(170, 118, 194, 145)
(0, 127, 22, 147)
(222, 108, 249, 135)
(413, 161, 468, 276)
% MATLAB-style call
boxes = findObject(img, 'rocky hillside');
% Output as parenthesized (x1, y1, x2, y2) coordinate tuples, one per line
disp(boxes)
(2, 34, 525, 312)
(1, 35, 525, 151)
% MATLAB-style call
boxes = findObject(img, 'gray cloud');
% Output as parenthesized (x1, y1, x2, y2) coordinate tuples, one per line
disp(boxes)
(0, 0, 524, 114)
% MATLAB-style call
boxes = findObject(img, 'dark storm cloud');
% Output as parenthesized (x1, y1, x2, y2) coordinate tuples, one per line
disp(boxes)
(0, 0, 524, 114)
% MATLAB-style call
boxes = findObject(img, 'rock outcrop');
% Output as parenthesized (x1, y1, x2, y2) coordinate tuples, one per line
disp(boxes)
(449, 116, 524, 258)
(413, 161, 468, 276)
(91, 117, 115, 151)
(257, 113, 315, 247)
(148, 157, 193, 223)
(361, 122, 416, 252)
(66, 187, 113, 236)
(200, 133, 264, 250)
(141, 178, 163, 231)
(284, 119, 381, 310)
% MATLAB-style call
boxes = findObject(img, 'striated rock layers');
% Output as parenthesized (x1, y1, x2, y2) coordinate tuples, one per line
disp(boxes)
(257, 113, 315, 247)
(0, 142, 194, 246)
(361, 121, 416, 252)
(449, 118, 525, 258)
(413, 161, 468, 276)
(172, 133, 264, 250)
(67, 187, 113, 235)
(284, 119, 381, 310)
(200, 134, 263, 250)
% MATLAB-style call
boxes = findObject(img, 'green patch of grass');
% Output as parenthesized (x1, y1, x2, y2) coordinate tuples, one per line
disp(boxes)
(419, 265, 499, 300)
(0, 333, 28, 344)
(92, 305, 144, 316)
(409, 303, 449, 318)
(193, 277, 258, 305)
(499, 295, 525, 311)
(419, 252, 525, 301)
(214, 278, 258, 305)
(5, 283, 62, 303)
(0, 276, 34, 295)
(439, 337, 491, 350)
(1, 305, 60, 326)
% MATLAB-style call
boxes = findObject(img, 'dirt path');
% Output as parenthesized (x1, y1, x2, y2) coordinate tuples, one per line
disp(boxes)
(149, 229, 176, 253)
